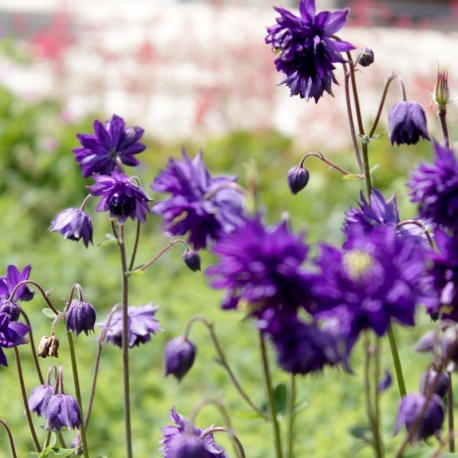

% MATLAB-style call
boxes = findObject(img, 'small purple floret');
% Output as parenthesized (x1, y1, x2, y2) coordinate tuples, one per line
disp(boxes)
(50, 208, 93, 247)
(388, 101, 430, 145)
(0, 312, 29, 366)
(287, 166, 309, 195)
(66, 300, 96, 336)
(164, 336, 196, 381)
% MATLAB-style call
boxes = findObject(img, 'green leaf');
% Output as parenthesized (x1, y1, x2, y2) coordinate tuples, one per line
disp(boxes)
(97, 234, 119, 247)
(347, 424, 373, 444)
(342, 174, 363, 181)
(370, 163, 380, 174)
(125, 269, 145, 277)
(273, 383, 288, 416)
(42, 307, 57, 319)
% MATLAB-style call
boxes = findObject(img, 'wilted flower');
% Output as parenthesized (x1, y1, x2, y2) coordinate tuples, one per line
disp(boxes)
(164, 336, 197, 381)
(393, 393, 444, 443)
(73, 114, 145, 177)
(0, 312, 29, 366)
(28, 384, 54, 417)
(265, 0, 354, 102)
(37, 335, 60, 358)
(100, 303, 162, 348)
(46, 394, 82, 431)
(50, 208, 93, 248)
(66, 300, 96, 336)
(0, 264, 34, 302)
(207, 215, 314, 315)
(88, 168, 151, 223)
(388, 101, 430, 145)
(287, 166, 309, 195)
(408, 142, 458, 232)
(312, 226, 433, 352)
(151, 150, 245, 250)
(182, 250, 201, 272)
(160, 407, 228, 458)
(0, 297, 20, 321)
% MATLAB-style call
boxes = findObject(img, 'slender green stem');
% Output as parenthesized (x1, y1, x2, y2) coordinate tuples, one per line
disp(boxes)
(368, 73, 396, 138)
(0, 419, 18, 458)
(13, 347, 41, 452)
(118, 224, 133, 458)
(373, 339, 384, 457)
(201, 427, 246, 458)
(361, 142, 373, 200)
(138, 239, 188, 272)
(20, 310, 44, 385)
(66, 332, 90, 458)
(287, 375, 296, 458)
(387, 325, 406, 398)
(363, 334, 377, 456)
(448, 373, 455, 452)
(438, 110, 450, 148)
(128, 220, 141, 272)
(259, 332, 283, 458)
(8, 280, 59, 315)
(346, 52, 365, 136)
(298, 151, 362, 178)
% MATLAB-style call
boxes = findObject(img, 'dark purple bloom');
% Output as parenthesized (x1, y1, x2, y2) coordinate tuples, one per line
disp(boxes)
(0, 297, 20, 321)
(408, 142, 458, 232)
(356, 47, 374, 67)
(0, 313, 29, 366)
(46, 394, 82, 431)
(164, 336, 196, 381)
(100, 303, 162, 348)
(182, 250, 201, 272)
(287, 166, 309, 195)
(312, 226, 433, 352)
(265, 0, 354, 102)
(388, 101, 430, 145)
(88, 168, 151, 223)
(73, 114, 145, 178)
(420, 369, 450, 399)
(393, 393, 444, 443)
(0, 264, 34, 302)
(207, 215, 314, 316)
(28, 384, 54, 417)
(151, 150, 245, 250)
(261, 312, 344, 375)
(50, 208, 93, 247)
(66, 300, 96, 336)
(160, 407, 228, 458)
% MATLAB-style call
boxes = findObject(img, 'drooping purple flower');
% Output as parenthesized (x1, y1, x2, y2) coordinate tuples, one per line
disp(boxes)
(182, 250, 201, 272)
(393, 393, 444, 443)
(50, 208, 93, 247)
(312, 226, 433, 352)
(265, 0, 354, 102)
(420, 369, 450, 399)
(99, 303, 162, 348)
(0, 313, 29, 366)
(206, 215, 314, 316)
(388, 101, 430, 145)
(151, 150, 245, 250)
(287, 166, 310, 195)
(408, 142, 458, 232)
(164, 336, 197, 381)
(46, 394, 82, 431)
(260, 311, 344, 375)
(73, 114, 145, 178)
(0, 264, 34, 302)
(66, 300, 96, 336)
(160, 407, 228, 458)
(28, 384, 54, 417)
(88, 168, 151, 223)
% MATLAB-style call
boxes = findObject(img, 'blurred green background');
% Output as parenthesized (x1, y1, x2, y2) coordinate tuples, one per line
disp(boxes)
(0, 84, 449, 458)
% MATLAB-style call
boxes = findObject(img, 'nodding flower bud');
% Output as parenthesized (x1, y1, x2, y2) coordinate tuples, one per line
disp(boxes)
(66, 299, 96, 336)
(28, 384, 54, 417)
(434, 65, 450, 111)
(420, 369, 450, 399)
(0, 297, 20, 321)
(183, 250, 201, 272)
(37, 335, 60, 358)
(164, 336, 197, 381)
(46, 393, 82, 431)
(70, 434, 83, 455)
(49, 208, 93, 248)
(356, 47, 374, 67)
(287, 166, 309, 195)
(388, 101, 430, 146)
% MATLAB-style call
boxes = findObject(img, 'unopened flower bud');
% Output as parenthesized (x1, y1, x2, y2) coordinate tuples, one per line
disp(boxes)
(287, 166, 309, 195)
(414, 330, 438, 353)
(420, 369, 450, 399)
(356, 47, 374, 67)
(183, 250, 201, 272)
(164, 336, 196, 381)
(37, 335, 60, 358)
(434, 65, 450, 111)
(388, 101, 430, 145)
(0, 297, 21, 321)
(66, 299, 96, 336)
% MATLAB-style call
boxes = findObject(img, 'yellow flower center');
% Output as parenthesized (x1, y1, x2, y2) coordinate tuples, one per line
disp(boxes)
(343, 250, 373, 281)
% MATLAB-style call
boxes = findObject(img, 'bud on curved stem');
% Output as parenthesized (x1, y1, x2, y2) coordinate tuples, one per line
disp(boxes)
(200, 426, 246, 458)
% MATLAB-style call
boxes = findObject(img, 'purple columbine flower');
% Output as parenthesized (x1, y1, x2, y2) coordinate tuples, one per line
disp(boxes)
(0, 264, 34, 302)
(73, 114, 146, 178)
(206, 215, 314, 316)
(99, 303, 162, 348)
(88, 168, 151, 223)
(66, 300, 96, 336)
(50, 208, 93, 248)
(46, 394, 82, 431)
(388, 101, 430, 145)
(28, 384, 54, 417)
(0, 313, 29, 366)
(312, 226, 433, 352)
(160, 407, 228, 458)
(408, 142, 458, 232)
(393, 393, 444, 443)
(260, 311, 344, 375)
(265, 0, 354, 102)
(151, 150, 245, 250)
(163, 336, 196, 381)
